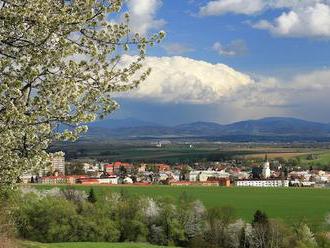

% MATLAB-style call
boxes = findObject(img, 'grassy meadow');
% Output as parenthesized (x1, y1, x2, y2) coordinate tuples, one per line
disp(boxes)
(244, 149, 330, 168)
(54, 142, 254, 163)
(57, 141, 329, 163)
(33, 185, 330, 231)
(244, 152, 310, 159)
(299, 151, 330, 167)
(54, 140, 330, 166)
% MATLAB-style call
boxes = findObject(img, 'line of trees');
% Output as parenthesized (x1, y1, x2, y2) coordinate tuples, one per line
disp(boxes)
(4, 188, 329, 248)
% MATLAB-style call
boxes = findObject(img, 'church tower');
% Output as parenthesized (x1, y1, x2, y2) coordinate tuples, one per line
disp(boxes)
(262, 154, 271, 179)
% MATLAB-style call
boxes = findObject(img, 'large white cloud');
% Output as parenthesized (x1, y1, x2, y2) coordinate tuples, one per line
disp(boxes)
(199, 0, 330, 38)
(126, 0, 166, 35)
(117, 55, 330, 122)
(236, 68, 330, 109)
(120, 55, 254, 104)
(117, 55, 330, 112)
(204, 67, 330, 122)
(253, 3, 330, 37)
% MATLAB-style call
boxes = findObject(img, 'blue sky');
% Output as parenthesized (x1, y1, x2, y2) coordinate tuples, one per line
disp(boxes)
(151, 0, 330, 74)
(111, 0, 330, 125)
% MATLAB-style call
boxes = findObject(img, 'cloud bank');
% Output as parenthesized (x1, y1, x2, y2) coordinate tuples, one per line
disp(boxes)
(200, 0, 330, 38)
(120, 55, 253, 104)
(236, 68, 330, 110)
(119, 56, 330, 114)
(115, 55, 330, 123)
(254, 3, 330, 38)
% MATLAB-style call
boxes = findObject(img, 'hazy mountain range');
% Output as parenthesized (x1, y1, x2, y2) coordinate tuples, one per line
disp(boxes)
(82, 117, 330, 142)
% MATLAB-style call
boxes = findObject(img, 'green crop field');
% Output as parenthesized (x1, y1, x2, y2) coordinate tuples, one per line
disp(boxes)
(21, 241, 171, 248)
(300, 151, 330, 167)
(56, 143, 252, 163)
(33, 185, 330, 230)
(53, 140, 330, 164)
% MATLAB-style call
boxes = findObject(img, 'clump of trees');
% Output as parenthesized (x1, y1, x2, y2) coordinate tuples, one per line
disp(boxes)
(306, 154, 320, 161)
(6, 188, 330, 247)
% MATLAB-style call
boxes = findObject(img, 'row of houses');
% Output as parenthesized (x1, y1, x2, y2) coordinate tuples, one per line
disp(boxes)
(103, 162, 171, 175)
(23, 155, 330, 188)
(38, 175, 130, 185)
(235, 179, 289, 187)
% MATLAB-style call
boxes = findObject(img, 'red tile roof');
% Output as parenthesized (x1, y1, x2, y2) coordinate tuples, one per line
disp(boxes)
(104, 162, 133, 168)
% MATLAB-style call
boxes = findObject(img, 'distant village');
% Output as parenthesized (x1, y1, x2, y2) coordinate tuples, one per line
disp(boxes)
(21, 153, 330, 188)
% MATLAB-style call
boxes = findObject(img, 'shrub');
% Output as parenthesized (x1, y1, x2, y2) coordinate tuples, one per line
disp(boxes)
(14, 196, 77, 242)
(69, 214, 120, 242)
(87, 188, 97, 203)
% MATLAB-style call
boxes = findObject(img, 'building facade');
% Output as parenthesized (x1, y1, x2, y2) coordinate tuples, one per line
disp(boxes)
(235, 179, 289, 187)
(104, 162, 134, 175)
(262, 156, 271, 179)
(39, 153, 65, 176)
(189, 170, 230, 182)
(50, 155, 65, 175)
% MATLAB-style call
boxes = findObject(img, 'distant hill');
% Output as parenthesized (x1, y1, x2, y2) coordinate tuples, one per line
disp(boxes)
(174, 122, 224, 136)
(224, 117, 330, 136)
(88, 117, 162, 129)
(84, 117, 330, 141)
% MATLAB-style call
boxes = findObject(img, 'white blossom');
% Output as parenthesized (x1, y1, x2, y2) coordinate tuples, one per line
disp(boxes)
(0, 0, 163, 189)
(144, 198, 160, 219)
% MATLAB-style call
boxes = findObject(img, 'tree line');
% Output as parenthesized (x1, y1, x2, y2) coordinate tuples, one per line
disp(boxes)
(1, 188, 329, 248)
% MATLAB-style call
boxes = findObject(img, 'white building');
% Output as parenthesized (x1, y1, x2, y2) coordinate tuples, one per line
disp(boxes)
(189, 170, 230, 182)
(159, 172, 169, 181)
(82, 163, 96, 173)
(171, 171, 181, 182)
(51, 154, 65, 175)
(314, 175, 328, 183)
(21, 172, 33, 183)
(98, 177, 119, 184)
(301, 181, 315, 187)
(38, 153, 65, 176)
(235, 179, 289, 187)
(288, 171, 312, 181)
(289, 179, 316, 187)
(262, 158, 271, 179)
(123, 177, 133, 184)
(138, 164, 147, 173)
(232, 171, 250, 180)
(188, 171, 201, 181)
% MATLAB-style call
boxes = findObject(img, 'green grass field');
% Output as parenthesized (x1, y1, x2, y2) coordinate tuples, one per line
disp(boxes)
(34, 185, 330, 230)
(300, 151, 330, 167)
(58, 142, 308, 163)
(60, 144, 246, 163)
(55, 141, 330, 165)
(21, 241, 170, 248)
